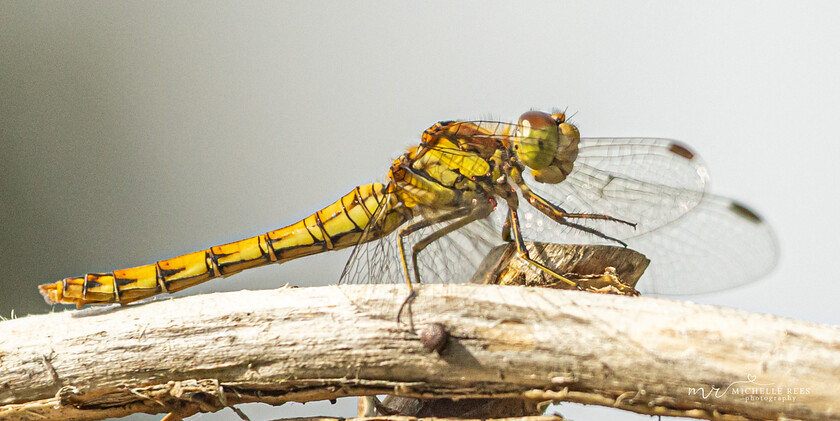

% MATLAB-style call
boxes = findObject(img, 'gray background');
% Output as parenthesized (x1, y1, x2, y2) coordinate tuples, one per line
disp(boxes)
(2, 1, 838, 420)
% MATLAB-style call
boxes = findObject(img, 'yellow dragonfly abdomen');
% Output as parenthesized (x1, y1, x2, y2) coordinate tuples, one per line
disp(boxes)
(39, 183, 399, 307)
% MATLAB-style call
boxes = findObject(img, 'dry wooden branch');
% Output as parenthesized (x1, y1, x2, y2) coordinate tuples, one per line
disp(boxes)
(472, 243, 649, 288)
(472, 243, 648, 295)
(297, 417, 566, 421)
(2, 283, 839, 421)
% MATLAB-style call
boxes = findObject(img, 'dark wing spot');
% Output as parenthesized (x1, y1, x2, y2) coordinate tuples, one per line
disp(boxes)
(668, 142, 695, 160)
(729, 201, 763, 224)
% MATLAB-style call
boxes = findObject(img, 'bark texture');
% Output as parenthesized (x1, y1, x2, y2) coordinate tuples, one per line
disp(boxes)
(1, 284, 838, 421)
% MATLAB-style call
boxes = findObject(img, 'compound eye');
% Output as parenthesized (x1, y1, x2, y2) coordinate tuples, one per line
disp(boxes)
(518, 111, 555, 132)
(515, 111, 559, 170)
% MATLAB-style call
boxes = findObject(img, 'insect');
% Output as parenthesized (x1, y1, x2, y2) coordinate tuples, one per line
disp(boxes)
(39, 110, 777, 307)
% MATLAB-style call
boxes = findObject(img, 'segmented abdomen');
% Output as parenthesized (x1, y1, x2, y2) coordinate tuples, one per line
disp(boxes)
(39, 183, 401, 307)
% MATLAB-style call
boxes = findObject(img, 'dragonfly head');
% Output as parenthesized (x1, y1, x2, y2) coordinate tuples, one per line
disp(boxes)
(514, 111, 580, 184)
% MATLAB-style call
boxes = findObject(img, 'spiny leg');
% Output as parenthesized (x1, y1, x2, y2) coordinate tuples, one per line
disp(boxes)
(507, 208, 579, 288)
(408, 203, 494, 285)
(519, 182, 636, 227)
(556, 217, 629, 247)
(395, 206, 474, 327)
(398, 207, 472, 288)
(517, 183, 631, 246)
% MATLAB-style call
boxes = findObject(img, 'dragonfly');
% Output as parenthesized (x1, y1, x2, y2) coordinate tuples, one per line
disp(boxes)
(38, 110, 777, 307)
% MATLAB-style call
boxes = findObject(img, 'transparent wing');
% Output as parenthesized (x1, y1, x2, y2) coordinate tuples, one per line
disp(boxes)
(338, 188, 405, 286)
(339, 189, 506, 286)
(629, 195, 778, 295)
(340, 135, 776, 296)
(416, 132, 711, 244)
(520, 138, 709, 243)
(517, 137, 777, 293)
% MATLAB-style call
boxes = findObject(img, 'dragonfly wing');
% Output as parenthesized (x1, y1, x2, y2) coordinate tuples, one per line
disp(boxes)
(517, 137, 778, 293)
(629, 195, 779, 295)
(340, 137, 776, 295)
(338, 188, 405, 286)
(339, 191, 505, 286)
(520, 138, 709, 244)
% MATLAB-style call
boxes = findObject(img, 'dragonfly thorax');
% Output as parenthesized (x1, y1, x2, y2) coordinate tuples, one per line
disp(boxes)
(514, 111, 580, 185)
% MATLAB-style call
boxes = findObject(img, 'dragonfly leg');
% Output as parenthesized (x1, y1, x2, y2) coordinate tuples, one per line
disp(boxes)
(396, 288, 417, 330)
(396, 203, 493, 328)
(396, 209, 470, 329)
(516, 182, 631, 246)
(507, 208, 579, 288)
(519, 182, 636, 227)
(398, 207, 472, 289)
(408, 203, 494, 284)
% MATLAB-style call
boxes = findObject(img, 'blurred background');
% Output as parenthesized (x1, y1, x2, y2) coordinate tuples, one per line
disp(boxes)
(2, 1, 838, 420)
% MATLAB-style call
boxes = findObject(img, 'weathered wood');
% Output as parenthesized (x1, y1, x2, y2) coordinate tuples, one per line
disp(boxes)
(471, 243, 649, 293)
(295, 417, 567, 421)
(371, 396, 542, 419)
(1, 284, 839, 421)
(380, 243, 647, 419)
